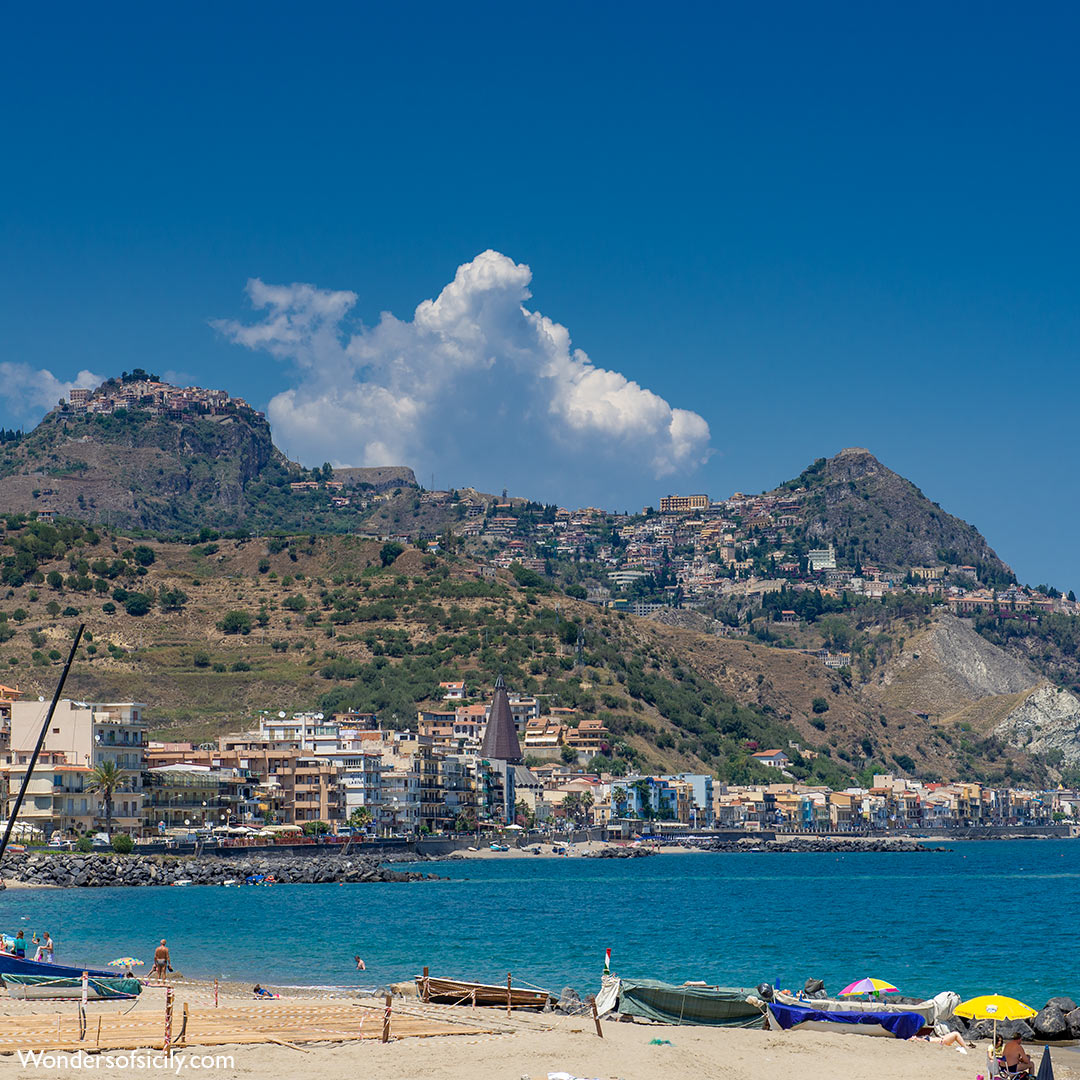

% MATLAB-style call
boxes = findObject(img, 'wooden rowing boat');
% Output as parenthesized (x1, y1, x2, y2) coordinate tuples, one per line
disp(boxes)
(415, 974, 551, 1008)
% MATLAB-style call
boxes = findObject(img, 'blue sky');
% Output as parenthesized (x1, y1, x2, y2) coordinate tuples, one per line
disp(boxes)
(0, 3, 1077, 590)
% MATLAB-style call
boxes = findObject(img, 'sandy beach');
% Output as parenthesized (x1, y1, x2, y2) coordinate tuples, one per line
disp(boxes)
(0, 979, 1074, 1080)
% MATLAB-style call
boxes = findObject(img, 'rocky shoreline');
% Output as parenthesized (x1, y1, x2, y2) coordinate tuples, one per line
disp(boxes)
(0, 851, 435, 888)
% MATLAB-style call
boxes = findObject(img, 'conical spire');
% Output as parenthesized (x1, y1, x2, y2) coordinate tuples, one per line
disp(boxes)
(481, 674, 522, 763)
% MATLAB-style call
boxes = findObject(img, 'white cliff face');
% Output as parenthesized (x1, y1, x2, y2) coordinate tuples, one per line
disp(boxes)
(994, 684, 1080, 766)
(873, 613, 1041, 719)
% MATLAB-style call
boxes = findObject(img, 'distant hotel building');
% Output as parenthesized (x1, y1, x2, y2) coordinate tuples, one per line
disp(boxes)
(660, 493, 709, 513)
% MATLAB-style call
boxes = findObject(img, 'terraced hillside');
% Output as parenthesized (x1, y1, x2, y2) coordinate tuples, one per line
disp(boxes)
(0, 515, 1049, 786)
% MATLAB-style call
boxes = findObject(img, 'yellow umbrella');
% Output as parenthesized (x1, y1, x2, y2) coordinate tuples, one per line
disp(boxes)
(955, 995, 1037, 1043)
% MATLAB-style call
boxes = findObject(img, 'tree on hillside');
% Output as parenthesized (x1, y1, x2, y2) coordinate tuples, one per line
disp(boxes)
(218, 610, 253, 635)
(380, 542, 404, 567)
(87, 760, 123, 836)
(159, 587, 188, 612)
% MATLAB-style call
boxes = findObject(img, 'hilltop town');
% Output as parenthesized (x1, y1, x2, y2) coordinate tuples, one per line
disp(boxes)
(60, 370, 262, 419)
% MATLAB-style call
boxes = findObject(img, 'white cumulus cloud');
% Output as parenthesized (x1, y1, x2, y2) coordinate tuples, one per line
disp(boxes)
(0, 363, 104, 423)
(214, 251, 711, 501)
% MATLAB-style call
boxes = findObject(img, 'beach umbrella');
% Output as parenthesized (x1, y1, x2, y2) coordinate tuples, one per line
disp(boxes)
(107, 957, 144, 968)
(1037, 1046, 1055, 1080)
(954, 994, 1037, 1043)
(839, 977, 899, 996)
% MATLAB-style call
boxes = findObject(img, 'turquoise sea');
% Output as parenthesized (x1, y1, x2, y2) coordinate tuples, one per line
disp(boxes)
(0, 840, 1075, 1004)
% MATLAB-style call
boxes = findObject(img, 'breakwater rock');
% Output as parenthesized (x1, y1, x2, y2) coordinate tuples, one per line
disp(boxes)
(953, 996, 1080, 1041)
(0, 852, 433, 888)
(584, 846, 656, 859)
(682, 836, 944, 854)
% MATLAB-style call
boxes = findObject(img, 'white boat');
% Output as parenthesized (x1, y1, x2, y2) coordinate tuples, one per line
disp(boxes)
(766, 991, 959, 1039)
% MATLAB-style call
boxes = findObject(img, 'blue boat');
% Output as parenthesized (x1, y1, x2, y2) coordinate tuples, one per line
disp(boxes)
(0, 952, 113, 980)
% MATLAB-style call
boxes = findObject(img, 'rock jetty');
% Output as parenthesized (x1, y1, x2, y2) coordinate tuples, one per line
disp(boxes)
(584, 846, 656, 859)
(0, 852, 432, 888)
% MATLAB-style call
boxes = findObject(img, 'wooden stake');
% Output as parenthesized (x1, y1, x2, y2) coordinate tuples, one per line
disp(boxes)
(179, 1003, 189, 1047)
(381, 994, 392, 1043)
(214, 978, 219, 1007)
(422, 966, 429, 1003)
(96, 1017, 102, 1047)
(592, 998, 603, 1038)
(506, 973, 512, 1017)
(163, 987, 174, 1053)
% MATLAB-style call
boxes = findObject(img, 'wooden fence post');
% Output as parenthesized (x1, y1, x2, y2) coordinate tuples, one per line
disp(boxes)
(163, 987, 174, 1052)
(422, 966, 429, 1003)
(506, 973, 512, 1016)
(381, 993, 392, 1043)
(592, 999, 603, 1038)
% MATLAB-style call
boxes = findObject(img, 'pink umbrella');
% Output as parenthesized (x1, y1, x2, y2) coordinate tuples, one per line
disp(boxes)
(839, 977, 898, 996)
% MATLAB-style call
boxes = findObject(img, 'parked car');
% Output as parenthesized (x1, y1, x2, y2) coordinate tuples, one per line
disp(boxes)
(91, 833, 111, 849)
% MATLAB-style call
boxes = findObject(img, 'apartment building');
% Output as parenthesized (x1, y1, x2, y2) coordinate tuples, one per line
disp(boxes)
(9, 700, 147, 835)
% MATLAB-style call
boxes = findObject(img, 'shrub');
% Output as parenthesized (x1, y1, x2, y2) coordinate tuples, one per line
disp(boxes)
(101, 602, 116, 614)
(811, 697, 829, 714)
(124, 593, 153, 616)
(192, 651, 210, 668)
(258, 558, 271, 574)
(75, 836, 93, 853)
(131, 545, 155, 567)
(230, 660, 251, 672)
(112, 834, 134, 854)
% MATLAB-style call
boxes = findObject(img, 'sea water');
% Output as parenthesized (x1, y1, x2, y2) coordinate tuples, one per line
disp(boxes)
(1, 839, 1075, 1003)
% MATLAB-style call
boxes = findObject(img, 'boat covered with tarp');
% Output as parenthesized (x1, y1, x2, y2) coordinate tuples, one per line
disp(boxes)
(2, 974, 142, 1000)
(596, 976, 765, 1027)
(766, 999, 928, 1038)
(771, 989, 959, 1030)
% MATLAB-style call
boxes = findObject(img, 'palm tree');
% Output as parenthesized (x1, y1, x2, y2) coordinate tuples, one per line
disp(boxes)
(87, 760, 123, 837)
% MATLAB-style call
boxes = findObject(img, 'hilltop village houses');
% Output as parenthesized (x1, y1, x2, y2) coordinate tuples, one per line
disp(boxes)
(432, 486, 1079, 630)
(0, 682, 1073, 842)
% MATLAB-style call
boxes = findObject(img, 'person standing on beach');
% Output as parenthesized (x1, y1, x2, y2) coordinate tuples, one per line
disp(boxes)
(152, 940, 172, 981)
(13, 931, 25, 959)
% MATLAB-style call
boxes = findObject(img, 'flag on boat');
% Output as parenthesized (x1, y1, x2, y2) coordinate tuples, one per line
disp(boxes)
(603, 949, 611, 974)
